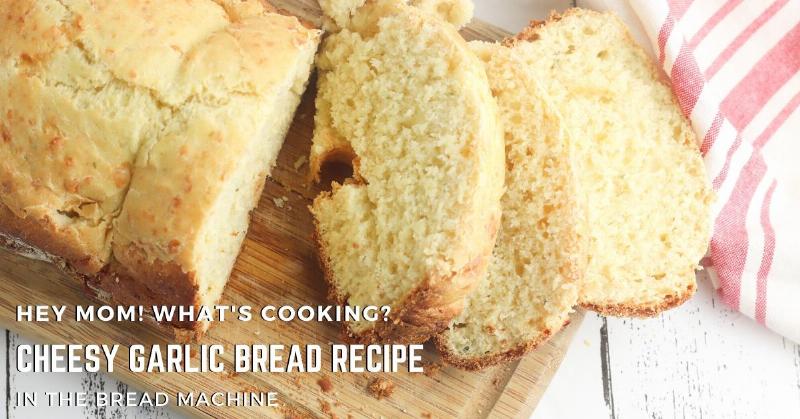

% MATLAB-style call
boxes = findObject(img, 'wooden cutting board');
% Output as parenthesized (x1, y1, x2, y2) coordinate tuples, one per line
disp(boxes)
(0, 2, 583, 417)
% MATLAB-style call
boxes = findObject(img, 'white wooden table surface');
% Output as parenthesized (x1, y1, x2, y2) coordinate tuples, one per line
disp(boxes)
(3, 1, 799, 418)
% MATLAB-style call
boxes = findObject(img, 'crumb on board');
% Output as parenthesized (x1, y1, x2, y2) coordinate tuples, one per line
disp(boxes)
(317, 375, 334, 393)
(273, 196, 289, 208)
(281, 406, 306, 419)
(318, 398, 339, 419)
(423, 362, 442, 378)
(367, 378, 395, 400)
(294, 155, 308, 171)
(292, 376, 303, 389)
(421, 413, 432, 418)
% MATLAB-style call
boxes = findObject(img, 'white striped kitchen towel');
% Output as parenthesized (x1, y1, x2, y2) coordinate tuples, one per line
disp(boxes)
(627, 0, 800, 342)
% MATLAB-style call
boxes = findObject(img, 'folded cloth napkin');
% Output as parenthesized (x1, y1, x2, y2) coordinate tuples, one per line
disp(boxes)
(622, 0, 800, 342)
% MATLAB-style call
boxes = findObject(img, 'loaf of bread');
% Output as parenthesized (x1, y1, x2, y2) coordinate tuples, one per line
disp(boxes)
(508, 9, 712, 316)
(435, 42, 584, 369)
(319, 0, 473, 29)
(0, 0, 320, 339)
(311, 0, 504, 344)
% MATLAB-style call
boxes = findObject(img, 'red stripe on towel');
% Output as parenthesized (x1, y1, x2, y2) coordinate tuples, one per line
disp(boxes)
(705, 0, 789, 79)
(712, 153, 766, 309)
(700, 112, 724, 156)
(689, 0, 743, 47)
(755, 180, 778, 325)
(712, 90, 800, 307)
(720, 23, 800, 130)
(671, 42, 705, 116)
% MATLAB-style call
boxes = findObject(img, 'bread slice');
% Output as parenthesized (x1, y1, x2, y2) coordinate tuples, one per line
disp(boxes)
(435, 42, 585, 369)
(310, 0, 504, 344)
(0, 0, 320, 339)
(508, 9, 712, 316)
(319, 0, 473, 29)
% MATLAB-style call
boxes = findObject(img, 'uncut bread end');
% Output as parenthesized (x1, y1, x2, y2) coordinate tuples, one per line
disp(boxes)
(101, 11, 319, 338)
(106, 38, 319, 337)
(0, 1, 321, 339)
(435, 42, 584, 370)
(310, 0, 504, 344)
(509, 9, 712, 316)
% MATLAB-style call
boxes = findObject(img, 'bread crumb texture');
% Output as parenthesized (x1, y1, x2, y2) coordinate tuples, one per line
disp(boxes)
(0, 0, 320, 330)
(311, 0, 504, 341)
(511, 9, 712, 314)
(436, 41, 584, 369)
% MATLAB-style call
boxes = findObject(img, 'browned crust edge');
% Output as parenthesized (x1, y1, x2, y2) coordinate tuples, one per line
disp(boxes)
(507, 8, 705, 318)
(89, 243, 205, 332)
(0, 200, 207, 337)
(311, 193, 495, 345)
(0, 203, 105, 275)
(85, 278, 207, 343)
(579, 282, 697, 318)
(0, 232, 206, 341)
(433, 318, 572, 371)
(434, 281, 694, 370)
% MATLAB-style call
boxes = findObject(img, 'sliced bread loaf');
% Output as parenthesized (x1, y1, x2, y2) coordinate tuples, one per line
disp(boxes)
(435, 42, 585, 369)
(311, 0, 504, 343)
(508, 9, 712, 316)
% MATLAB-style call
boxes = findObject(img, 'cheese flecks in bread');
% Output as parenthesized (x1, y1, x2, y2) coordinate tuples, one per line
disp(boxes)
(311, 0, 504, 343)
(0, 0, 321, 337)
(435, 42, 584, 370)
(318, 0, 473, 30)
(509, 9, 712, 316)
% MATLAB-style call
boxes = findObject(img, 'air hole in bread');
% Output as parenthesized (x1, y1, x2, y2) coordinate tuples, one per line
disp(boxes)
(318, 160, 355, 191)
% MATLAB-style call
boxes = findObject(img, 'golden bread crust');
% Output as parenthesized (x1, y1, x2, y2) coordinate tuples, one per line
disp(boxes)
(0, 0, 321, 338)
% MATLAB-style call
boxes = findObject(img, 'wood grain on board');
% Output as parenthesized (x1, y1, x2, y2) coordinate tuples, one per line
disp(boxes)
(0, 2, 584, 418)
